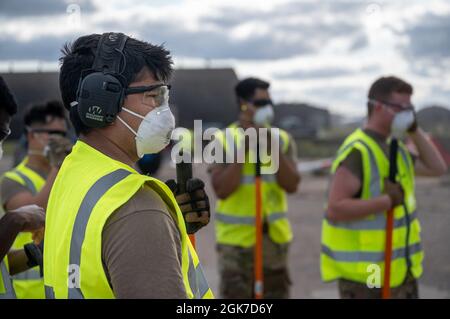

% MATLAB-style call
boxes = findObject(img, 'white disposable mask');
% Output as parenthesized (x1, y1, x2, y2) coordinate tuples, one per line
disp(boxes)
(118, 105, 175, 158)
(253, 104, 274, 126)
(391, 109, 415, 138)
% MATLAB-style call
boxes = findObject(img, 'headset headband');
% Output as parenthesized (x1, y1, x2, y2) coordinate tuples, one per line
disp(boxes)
(91, 32, 128, 75)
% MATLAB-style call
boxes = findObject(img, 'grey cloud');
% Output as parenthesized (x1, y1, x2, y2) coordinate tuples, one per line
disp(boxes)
(0, 1, 370, 61)
(100, 0, 367, 60)
(400, 12, 450, 78)
(0, 0, 96, 17)
(101, 19, 316, 60)
(275, 67, 353, 80)
(274, 63, 381, 80)
(350, 33, 368, 51)
(404, 13, 450, 60)
(0, 35, 71, 61)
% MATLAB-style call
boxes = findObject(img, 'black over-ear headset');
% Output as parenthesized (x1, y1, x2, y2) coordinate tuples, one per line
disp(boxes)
(73, 32, 129, 128)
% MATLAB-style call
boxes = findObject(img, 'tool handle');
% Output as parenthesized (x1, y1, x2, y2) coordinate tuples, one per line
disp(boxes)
(253, 132, 263, 299)
(389, 139, 398, 182)
(176, 153, 195, 248)
(383, 138, 398, 299)
(254, 176, 263, 299)
(176, 156, 192, 194)
(255, 133, 261, 177)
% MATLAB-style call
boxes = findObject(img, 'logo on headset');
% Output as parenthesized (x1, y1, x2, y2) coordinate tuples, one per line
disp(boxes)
(86, 105, 104, 122)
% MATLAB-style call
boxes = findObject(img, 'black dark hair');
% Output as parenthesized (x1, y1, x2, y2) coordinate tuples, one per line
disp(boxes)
(235, 77, 270, 101)
(0, 76, 18, 116)
(367, 76, 413, 117)
(59, 33, 173, 134)
(24, 100, 66, 127)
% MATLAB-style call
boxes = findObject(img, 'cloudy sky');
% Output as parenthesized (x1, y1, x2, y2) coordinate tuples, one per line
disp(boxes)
(0, 0, 449, 117)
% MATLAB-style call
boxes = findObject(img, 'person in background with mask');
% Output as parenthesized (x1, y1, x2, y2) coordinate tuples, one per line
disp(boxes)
(0, 76, 46, 299)
(209, 77, 301, 298)
(0, 100, 71, 299)
(321, 76, 447, 299)
(43, 32, 213, 299)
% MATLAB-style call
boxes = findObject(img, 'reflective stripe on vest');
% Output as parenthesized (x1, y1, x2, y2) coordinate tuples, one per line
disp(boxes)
(326, 210, 418, 230)
(215, 211, 287, 225)
(322, 242, 422, 263)
(187, 252, 210, 299)
(44, 285, 55, 299)
(215, 125, 292, 247)
(13, 170, 37, 195)
(68, 169, 132, 299)
(3, 159, 45, 299)
(12, 268, 41, 280)
(0, 261, 16, 299)
(324, 138, 418, 231)
(241, 174, 277, 184)
(321, 129, 422, 286)
(46, 167, 212, 299)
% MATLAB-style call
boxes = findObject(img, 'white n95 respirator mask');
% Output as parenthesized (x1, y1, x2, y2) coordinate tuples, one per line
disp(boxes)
(391, 109, 415, 138)
(118, 102, 175, 157)
(253, 104, 274, 126)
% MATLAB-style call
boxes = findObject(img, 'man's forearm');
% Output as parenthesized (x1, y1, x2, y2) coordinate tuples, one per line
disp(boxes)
(5, 167, 59, 211)
(410, 128, 447, 176)
(7, 249, 30, 275)
(276, 152, 300, 193)
(327, 195, 392, 222)
(211, 162, 243, 199)
(0, 213, 24, 261)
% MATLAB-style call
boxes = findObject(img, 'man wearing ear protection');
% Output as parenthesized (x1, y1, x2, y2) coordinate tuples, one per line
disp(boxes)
(321, 76, 447, 298)
(0, 76, 46, 299)
(209, 77, 301, 298)
(0, 100, 71, 299)
(43, 33, 213, 299)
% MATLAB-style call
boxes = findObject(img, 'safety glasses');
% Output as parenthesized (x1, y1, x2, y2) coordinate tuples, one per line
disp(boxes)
(371, 99, 414, 112)
(251, 99, 273, 108)
(125, 84, 171, 107)
(28, 128, 67, 137)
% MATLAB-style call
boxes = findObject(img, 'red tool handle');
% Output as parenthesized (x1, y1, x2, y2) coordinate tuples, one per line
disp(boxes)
(254, 175, 263, 299)
(382, 209, 394, 298)
(383, 138, 398, 299)
(189, 234, 196, 249)
(254, 135, 263, 299)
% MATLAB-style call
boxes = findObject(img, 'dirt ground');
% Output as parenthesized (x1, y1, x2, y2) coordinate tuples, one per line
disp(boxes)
(1, 154, 449, 298)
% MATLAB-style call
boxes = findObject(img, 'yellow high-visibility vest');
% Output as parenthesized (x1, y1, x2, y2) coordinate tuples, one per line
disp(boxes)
(2, 158, 46, 299)
(214, 123, 293, 248)
(0, 258, 16, 299)
(43, 140, 213, 299)
(321, 128, 423, 287)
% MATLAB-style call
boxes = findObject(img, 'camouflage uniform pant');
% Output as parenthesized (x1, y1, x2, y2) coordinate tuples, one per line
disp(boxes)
(338, 272, 419, 299)
(217, 233, 291, 299)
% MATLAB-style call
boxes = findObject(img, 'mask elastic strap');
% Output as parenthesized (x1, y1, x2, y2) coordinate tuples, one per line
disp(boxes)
(117, 116, 138, 136)
(121, 107, 145, 120)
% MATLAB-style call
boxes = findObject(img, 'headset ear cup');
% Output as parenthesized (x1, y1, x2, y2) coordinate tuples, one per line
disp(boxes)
(76, 72, 124, 128)
(75, 33, 129, 129)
